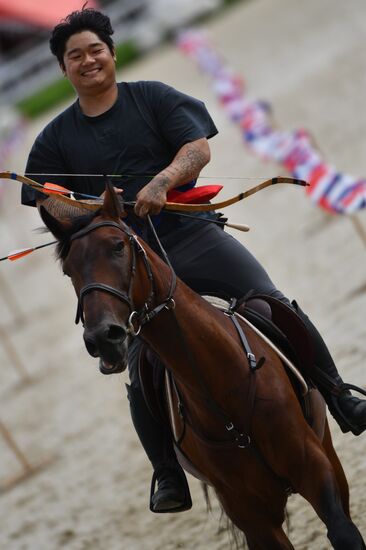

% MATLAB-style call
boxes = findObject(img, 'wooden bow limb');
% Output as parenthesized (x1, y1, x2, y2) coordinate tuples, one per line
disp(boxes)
(0, 171, 99, 211)
(1, 172, 308, 213)
(163, 176, 308, 212)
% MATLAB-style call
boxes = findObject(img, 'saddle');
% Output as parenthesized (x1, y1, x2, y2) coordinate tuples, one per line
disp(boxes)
(138, 293, 327, 480)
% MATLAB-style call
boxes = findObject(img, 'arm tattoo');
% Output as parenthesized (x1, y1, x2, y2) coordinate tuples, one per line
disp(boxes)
(175, 143, 207, 180)
(151, 140, 209, 191)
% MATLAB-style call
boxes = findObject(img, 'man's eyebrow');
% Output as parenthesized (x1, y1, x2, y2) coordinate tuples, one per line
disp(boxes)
(66, 42, 104, 56)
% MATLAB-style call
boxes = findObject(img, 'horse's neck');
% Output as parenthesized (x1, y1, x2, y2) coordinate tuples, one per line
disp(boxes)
(140, 254, 241, 389)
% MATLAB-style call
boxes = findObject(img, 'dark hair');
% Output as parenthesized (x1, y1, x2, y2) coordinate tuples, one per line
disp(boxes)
(50, 8, 114, 68)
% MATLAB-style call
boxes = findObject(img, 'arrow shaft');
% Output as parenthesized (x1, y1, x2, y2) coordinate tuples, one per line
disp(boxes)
(0, 241, 57, 262)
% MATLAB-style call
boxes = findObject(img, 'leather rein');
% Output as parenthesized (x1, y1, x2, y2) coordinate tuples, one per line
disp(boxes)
(70, 220, 176, 333)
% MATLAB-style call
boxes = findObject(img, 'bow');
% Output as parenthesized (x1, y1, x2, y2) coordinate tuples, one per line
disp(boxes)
(0, 171, 308, 212)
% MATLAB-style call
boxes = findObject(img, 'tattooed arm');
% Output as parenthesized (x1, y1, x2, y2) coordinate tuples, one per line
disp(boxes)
(134, 137, 211, 217)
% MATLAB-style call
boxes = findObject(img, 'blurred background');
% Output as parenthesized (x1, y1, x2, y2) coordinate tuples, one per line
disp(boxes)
(0, 1, 365, 549)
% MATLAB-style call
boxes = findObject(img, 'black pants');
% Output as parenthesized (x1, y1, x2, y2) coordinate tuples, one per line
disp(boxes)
(128, 223, 336, 387)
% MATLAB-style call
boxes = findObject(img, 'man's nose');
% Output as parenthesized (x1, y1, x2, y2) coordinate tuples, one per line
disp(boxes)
(82, 53, 96, 65)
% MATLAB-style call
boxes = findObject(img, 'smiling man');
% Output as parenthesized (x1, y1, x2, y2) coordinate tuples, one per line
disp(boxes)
(21, 7, 366, 517)
(61, 29, 118, 115)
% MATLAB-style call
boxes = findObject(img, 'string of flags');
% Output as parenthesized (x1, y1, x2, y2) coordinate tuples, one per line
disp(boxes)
(177, 30, 366, 214)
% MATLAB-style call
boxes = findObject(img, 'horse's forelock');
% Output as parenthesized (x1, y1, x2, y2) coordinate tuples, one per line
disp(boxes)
(56, 210, 100, 261)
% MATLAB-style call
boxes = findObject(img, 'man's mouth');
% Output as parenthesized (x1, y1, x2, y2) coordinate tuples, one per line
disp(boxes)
(82, 67, 101, 77)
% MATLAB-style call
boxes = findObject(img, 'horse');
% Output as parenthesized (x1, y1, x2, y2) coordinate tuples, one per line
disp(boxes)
(39, 183, 365, 550)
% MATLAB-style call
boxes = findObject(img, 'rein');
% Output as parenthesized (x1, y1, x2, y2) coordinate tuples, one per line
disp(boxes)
(144, 219, 259, 450)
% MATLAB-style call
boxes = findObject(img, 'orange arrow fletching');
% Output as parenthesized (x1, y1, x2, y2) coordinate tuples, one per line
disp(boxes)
(43, 182, 70, 195)
(8, 248, 35, 261)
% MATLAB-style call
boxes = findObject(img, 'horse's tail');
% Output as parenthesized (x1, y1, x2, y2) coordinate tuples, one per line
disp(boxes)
(201, 482, 248, 550)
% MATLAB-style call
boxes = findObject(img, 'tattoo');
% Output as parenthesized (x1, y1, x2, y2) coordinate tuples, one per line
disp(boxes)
(153, 175, 171, 191)
(152, 140, 208, 191)
(175, 143, 207, 180)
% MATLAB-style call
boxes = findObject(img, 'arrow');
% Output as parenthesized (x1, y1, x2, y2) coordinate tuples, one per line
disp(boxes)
(0, 241, 57, 262)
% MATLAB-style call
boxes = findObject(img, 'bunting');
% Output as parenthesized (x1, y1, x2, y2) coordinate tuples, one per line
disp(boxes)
(177, 30, 366, 214)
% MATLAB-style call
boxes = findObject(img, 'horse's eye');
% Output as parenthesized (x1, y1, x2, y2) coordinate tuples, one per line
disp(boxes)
(113, 241, 125, 254)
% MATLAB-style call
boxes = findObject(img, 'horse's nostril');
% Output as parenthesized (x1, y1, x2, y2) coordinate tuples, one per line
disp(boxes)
(84, 338, 99, 358)
(106, 324, 126, 341)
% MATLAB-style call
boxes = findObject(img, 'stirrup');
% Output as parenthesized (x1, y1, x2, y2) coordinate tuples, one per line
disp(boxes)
(321, 379, 366, 434)
(149, 463, 192, 514)
(335, 383, 366, 435)
(312, 366, 366, 433)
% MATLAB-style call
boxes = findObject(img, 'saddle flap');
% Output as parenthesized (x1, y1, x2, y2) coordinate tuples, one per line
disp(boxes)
(239, 294, 315, 373)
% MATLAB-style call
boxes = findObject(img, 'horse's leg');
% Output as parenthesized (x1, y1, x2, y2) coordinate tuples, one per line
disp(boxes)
(216, 484, 294, 550)
(322, 419, 350, 517)
(294, 435, 365, 550)
(244, 520, 294, 550)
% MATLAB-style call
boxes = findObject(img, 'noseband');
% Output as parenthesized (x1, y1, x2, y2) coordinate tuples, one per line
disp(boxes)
(70, 220, 176, 335)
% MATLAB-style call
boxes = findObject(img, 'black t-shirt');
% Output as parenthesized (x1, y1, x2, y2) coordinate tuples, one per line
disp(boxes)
(22, 81, 218, 240)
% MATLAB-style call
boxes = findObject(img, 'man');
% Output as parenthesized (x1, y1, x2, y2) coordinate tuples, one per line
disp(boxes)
(22, 8, 366, 514)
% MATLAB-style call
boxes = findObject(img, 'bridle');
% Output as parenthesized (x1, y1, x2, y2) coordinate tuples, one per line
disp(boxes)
(70, 220, 176, 335)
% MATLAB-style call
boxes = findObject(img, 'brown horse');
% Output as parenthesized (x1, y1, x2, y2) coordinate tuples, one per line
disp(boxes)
(39, 184, 365, 550)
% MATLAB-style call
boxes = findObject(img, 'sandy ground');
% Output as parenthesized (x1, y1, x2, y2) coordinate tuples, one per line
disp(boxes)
(0, 0, 366, 548)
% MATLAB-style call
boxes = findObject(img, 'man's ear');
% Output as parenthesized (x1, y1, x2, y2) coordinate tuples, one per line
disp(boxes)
(59, 62, 66, 76)
(39, 205, 73, 241)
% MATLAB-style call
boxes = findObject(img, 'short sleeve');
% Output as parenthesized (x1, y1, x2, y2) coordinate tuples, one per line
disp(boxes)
(22, 126, 68, 207)
(147, 82, 218, 151)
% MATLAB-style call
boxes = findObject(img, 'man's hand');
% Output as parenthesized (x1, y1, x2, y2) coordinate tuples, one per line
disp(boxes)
(134, 177, 168, 217)
(134, 138, 211, 218)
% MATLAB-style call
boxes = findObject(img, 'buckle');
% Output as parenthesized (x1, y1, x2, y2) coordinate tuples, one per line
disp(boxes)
(127, 311, 141, 336)
(247, 352, 257, 370)
(164, 298, 176, 311)
(237, 434, 251, 449)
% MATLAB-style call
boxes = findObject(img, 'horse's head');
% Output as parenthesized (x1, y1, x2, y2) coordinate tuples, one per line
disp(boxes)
(40, 184, 149, 375)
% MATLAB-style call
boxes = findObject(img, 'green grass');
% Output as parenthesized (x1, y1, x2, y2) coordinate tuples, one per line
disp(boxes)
(16, 41, 140, 119)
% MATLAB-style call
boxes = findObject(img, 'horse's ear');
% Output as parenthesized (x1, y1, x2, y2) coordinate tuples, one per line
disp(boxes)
(101, 181, 125, 220)
(39, 205, 72, 240)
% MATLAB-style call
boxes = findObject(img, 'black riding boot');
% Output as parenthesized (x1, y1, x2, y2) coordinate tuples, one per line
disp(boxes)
(126, 383, 192, 513)
(292, 301, 366, 435)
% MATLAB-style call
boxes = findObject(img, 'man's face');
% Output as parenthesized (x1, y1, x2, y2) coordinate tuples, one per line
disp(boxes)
(62, 30, 116, 95)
